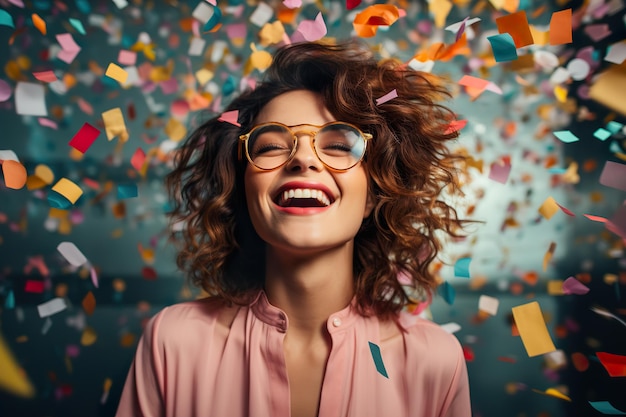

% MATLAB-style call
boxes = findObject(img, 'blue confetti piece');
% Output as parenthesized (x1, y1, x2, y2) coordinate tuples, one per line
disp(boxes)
(438, 281, 456, 305)
(548, 167, 567, 174)
(552, 130, 580, 143)
(203, 5, 222, 32)
(454, 257, 471, 278)
(0, 10, 15, 29)
(589, 401, 626, 415)
(594, 128, 612, 141)
(222, 75, 237, 96)
(606, 121, 624, 134)
(75, 0, 91, 14)
(47, 191, 72, 209)
(487, 33, 518, 62)
(368, 342, 389, 378)
(117, 183, 138, 199)
(5, 290, 15, 309)
(69, 18, 86, 35)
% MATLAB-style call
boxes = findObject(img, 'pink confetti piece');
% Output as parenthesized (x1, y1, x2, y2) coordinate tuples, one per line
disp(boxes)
(117, 50, 137, 66)
(562, 277, 590, 295)
(33, 70, 58, 83)
(76, 97, 93, 115)
(557, 203, 576, 217)
(599, 161, 626, 191)
(291, 12, 327, 43)
(375, 89, 398, 105)
(584, 24, 611, 42)
(0, 79, 12, 102)
(56, 33, 81, 64)
(218, 110, 241, 127)
(90, 265, 99, 288)
(584, 214, 608, 223)
(283, 0, 302, 8)
(38, 118, 58, 129)
(130, 147, 146, 171)
(488, 159, 511, 184)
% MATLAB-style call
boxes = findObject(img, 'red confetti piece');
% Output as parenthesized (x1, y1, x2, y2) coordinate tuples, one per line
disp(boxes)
(68, 122, 100, 153)
(597, 352, 626, 377)
(130, 148, 146, 171)
(24, 280, 45, 293)
(444, 119, 467, 135)
(141, 266, 157, 280)
(571, 352, 589, 372)
(346, 0, 361, 10)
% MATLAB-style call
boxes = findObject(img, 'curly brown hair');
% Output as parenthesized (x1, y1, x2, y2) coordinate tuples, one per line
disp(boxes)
(166, 40, 466, 319)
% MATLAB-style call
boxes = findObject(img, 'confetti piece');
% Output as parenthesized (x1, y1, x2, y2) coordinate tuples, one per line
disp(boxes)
(548, 9, 572, 45)
(368, 342, 389, 378)
(82, 291, 96, 316)
(130, 148, 146, 172)
(1, 160, 27, 189)
(542, 242, 556, 272)
(34, 164, 54, 185)
(440, 322, 461, 333)
(599, 161, 626, 192)
(165, 118, 187, 142)
(430, 0, 452, 28)
(593, 128, 612, 141)
(0, 79, 11, 102)
(117, 50, 137, 66)
(218, 110, 241, 127)
(375, 89, 398, 106)
(541, 388, 571, 401)
(90, 266, 99, 289)
(571, 352, 589, 371)
(56, 33, 81, 64)
(24, 280, 44, 293)
(488, 159, 511, 184)
(454, 257, 471, 278)
(589, 401, 626, 415)
(112, 0, 128, 9)
(444, 119, 467, 135)
(15, 82, 47, 116)
(512, 301, 557, 357)
(346, 0, 361, 9)
(495, 11, 534, 48)
(292, 12, 327, 43)
(117, 183, 138, 199)
(68, 18, 85, 35)
(4, 290, 14, 309)
(37, 298, 67, 318)
(353, 4, 400, 38)
(538, 196, 559, 220)
(552, 130, 579, 143)
(81, 326, 97, 346)
(32, 13, 46, 35)
(0, 10, 15, 28)
(101, 378, 113, 404)
(51, 178, 83, 204)
(105, 63, 128, 84)
(584, 24, 611, 42)
(596, 352, 626, 378)
(478, 295, 499, 315)
(605, 42, 626, 64)
(249, 43, 273, 71)
(487, 33, 518, 62)
(546, 280, 563, 295)
(561, 277, 589, 295)
(102, 108, 129, 142)
(249, 2, 274, 27)
(590, 307, 626, 329)
(0, 334, 35, 398)
(68, 122, 100, 153)
(32, 71, 57, 83)
(57, 242, 88, 267)
(189, 37, 206, 56)
(438, 281, 456, 305)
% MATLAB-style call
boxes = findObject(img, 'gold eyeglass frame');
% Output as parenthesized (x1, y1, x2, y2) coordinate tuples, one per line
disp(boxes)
(238, 121, 373, 172)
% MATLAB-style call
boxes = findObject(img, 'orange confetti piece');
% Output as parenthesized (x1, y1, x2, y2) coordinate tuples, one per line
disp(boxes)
(82, 291, 96, 316)
(496, 11, 534, 47)
(2, 160, 27, 189)
(549, 9, 572, 45)
(353, 4, 400, 38)
(571, 352, 589, 371)
(31, 14, 46, 35)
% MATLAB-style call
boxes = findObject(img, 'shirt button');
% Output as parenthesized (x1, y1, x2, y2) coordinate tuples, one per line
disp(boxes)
(332, 317, 342, 327)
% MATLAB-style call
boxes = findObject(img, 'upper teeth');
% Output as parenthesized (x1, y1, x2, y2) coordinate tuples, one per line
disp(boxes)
(281, 188, 331, 206)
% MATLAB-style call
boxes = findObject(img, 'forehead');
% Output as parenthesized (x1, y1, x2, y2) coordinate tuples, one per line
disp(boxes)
(255, 90, 336, 126)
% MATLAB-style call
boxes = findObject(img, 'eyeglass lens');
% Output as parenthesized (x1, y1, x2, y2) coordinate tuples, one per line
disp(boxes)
(247, 123, 366, 170)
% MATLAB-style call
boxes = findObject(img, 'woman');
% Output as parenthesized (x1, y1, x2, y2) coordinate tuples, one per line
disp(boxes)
(116, 40, 471, 417)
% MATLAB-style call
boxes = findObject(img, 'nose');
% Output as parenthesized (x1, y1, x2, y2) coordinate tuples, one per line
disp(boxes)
(284, 133, 322, 172)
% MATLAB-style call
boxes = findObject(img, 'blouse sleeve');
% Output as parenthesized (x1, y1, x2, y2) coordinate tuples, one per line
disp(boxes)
(439, 344, 471, 417)
(115, 309, 167, 417)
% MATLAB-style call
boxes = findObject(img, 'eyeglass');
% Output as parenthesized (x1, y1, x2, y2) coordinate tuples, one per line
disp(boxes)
(238, 121, 373, 172)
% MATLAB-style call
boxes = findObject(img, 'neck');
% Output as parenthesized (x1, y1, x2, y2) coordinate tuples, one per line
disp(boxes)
(264, 243, 355, 343)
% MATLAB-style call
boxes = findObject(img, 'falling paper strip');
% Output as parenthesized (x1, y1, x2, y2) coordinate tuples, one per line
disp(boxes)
(368, 342, 389, 378)
(57, 242, 88, 267)
(0, 334, 35, 398)
(512, 301, 557, 357)
(37, 298, 67, 318)
(68, 122, 100, 153)
(15, 82, 47, 116)
(478, 295, 499, 315)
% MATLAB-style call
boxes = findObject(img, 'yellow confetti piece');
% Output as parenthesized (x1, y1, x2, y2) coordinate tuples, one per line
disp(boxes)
(547, 280, 564, 295)
(31, 13, 46, 35)
(81, 326, 97, 346)
(534, 388, 572, 401)
(51, 178, 83, 204)
(0, 333, 35, 398)
(538, 196, 559, 220)
(195, 68, 214, 86)
(102, 108, 129, 142)
(34, 164, 54, 184)
(165, 118, 187, 142)
(259, 21, 286, 46)
(554, 85, 568, 102)
(512, 301, 557, 357)
(103, 378, 112, 392)
(249, 43, 273, 72)
(105, 63, 128, 84)
(431, 0, 453, 28)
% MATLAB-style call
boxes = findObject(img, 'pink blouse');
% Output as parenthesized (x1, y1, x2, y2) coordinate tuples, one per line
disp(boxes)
(116, 291, 471, 417)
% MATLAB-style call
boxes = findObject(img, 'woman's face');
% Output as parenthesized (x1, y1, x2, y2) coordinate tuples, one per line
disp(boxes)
(244, 90, 374, 255)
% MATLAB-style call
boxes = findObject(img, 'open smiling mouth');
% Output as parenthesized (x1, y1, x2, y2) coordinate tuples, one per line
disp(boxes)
(275, 189, 333, 208)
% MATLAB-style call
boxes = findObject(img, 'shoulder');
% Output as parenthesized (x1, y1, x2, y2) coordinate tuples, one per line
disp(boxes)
(146, 297, 241, 348)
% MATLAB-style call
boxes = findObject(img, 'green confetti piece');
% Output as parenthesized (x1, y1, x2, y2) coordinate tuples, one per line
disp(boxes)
(487, 33, 518, 62)
(0, 10, 15, 28)
(594, 127, 612, 141)
(368, 342, 389, 378)
(69, 18, 86, 35)
(552, 130, 580, 143)
(454, 257, 471, 278)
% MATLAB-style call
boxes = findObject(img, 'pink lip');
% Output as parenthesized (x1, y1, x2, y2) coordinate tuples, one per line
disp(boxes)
(272, 181, 336, 215)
